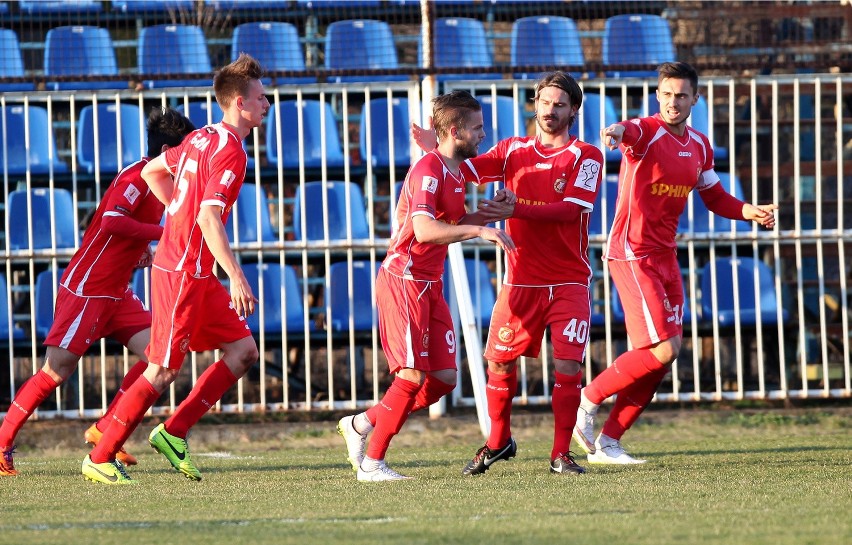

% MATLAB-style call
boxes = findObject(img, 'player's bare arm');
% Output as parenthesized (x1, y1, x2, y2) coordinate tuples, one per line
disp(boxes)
(141, 160, 175, 205)
(601, 123, 626, 150)
(196, 204, 258, 317)
(412, 214, 515, 253)
(743, 203, 778, 229)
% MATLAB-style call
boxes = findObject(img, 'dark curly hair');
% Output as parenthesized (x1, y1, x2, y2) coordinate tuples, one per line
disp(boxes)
(146, 107, 195, 158)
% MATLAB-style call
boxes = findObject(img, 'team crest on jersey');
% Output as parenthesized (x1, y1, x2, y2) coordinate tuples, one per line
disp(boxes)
(498, 326, 515, 343)
(554, 178, 567, 193)
(219, 170, 236, 188)
(422, 332, 429, 349)
(575, 159, 601, 191)
(123, 183, 141, 205)
(179, 337, 190, 353)
(663, 297, 672, 312)
(421, 176, 438, 194)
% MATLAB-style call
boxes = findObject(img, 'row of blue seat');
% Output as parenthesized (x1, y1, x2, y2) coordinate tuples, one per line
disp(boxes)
(0, 14, 675, 91)
(7, 1, 415, 14)
(2, 171, 750, 255)
(7, 252, 782, 345)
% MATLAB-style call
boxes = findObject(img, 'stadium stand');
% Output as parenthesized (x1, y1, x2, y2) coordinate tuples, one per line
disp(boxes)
(511, 15, 585, 80)
(602, 14, 676, 77)
(359, 97, 411, 169)
(327, 260, 378, 332)
(6, 188, 76, 250)
(573, 91, 622, 163)
(0, 273, 25, 341)
(293, 181, 370, 242)
(429, 17, 493, 81)
(76, 103, 146, 174)
(678, 173, 750, 234)
(225, 183, 277, 245)
(44, 26, 126, 91)
(265, 99, 346, 170)
(0, 29, 34, 92)
(138, 24, 212, 88)
(324, 19, 408, 83)
(20, 0, 101, 13)
(477, 94, 526, 147)
(700, 257, 787, 326)
(443, 258, 497, 329)
(111, 0, 194, 12)
(243, 263, 307, 335)
(0, 105, 68, 176)
(34, 268, 64, 339)
(231, 22, 315, 85)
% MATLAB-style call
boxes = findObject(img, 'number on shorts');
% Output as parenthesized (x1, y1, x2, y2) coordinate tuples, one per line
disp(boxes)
(562, 318, 589, 344)
(445, 330, 456, 354)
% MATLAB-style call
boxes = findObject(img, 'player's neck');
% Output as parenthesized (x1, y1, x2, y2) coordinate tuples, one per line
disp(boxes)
(221, 115, 251, 140)
(436, 144, 463, 177)
(538, 132, 572, 149)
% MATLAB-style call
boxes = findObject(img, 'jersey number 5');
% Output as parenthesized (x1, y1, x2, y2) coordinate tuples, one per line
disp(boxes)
(168, 158, 198, 216)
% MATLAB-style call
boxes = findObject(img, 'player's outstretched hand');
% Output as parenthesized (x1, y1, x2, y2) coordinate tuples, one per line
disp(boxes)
(744, 203, 778, 229)
(135, 245, 154, 269)
(411, 116, 438, 152)
(600, 123, 625, 150)
(479, 226, 515, 253)
(230, 272, 258, 317)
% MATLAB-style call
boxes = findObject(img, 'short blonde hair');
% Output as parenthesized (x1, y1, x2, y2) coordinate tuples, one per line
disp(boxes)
(214, 53, 265, 109)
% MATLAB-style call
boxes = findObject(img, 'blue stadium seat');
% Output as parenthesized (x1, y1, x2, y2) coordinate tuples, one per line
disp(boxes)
(243, 263, 306, 335)
(572, 91, 622, 162)
(588, 174, 619, 237)
(207, 0, 288, 8)
(679, 173, 750, 234)
(7, 188, 77, 250)
(138, 24, 212, 88)
(34, 268, 65, 338)
(77, 103, 145, 174)
(297, 0, 380, 6)
(44, 26, 124, 91)
(428, 17, 493, 81)
(112, 0, 194, 12)
(0, 274, 25, 341)
(176, 100, 222, 128)
(700, 257, 788, 326)
(232, 22, 314, 84)
(360, 97, 411, 169)
(328, 260, 379, 332)
(131, 268, 151, 307)
(324, 19, 407, 83)
(0, 29, 34, 92)
(511, 16, 584, 80)
(0, 105, 68, 176)
(443, 258, 496, 328)
(0, 3, 7, 14)
(225, 183, 277, 245)
(293, 181, 369, 241)
(643, 94, 728, 161)
(265, 99, 345, 169)
(603, 14, 675, 78)
(21, 0, 100, 12)
(477, 95, 526, 148)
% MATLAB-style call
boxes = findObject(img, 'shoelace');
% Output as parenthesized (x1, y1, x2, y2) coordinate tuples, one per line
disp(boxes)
(112, 460, 132, 480)
(472, 445, 489, 464)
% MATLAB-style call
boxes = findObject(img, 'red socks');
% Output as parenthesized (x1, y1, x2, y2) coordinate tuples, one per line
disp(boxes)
(365, 377, 421, 461)
(96, 360, 147, 432)
(601, 367, 668, 440)
(486, 369, 517, 450)
(0, 370, 58, 449)
(410, 375, 455, 413)
(165, 360, 237, 438)
(551, 370, 582, 460)
(90, 376, 159, 463)
(585, 348, 666, 404)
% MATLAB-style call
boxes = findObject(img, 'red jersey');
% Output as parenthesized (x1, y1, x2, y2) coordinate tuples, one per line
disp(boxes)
(154, 123, 246, 276)
(470, 136, 603, 286)
(605, 114, 719, 261)
(382, 150, 471, 281)
(61, 159, 163, 298)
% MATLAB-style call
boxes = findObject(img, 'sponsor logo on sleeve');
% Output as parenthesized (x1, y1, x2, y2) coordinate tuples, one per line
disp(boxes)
(123, 183, 141, 205)
(421, 176, 438, 194)
(219, 170, 236, 188)
(575, 159, 601, 191)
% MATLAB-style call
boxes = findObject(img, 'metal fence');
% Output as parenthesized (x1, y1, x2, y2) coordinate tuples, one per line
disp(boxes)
(1, 72, 850, 423)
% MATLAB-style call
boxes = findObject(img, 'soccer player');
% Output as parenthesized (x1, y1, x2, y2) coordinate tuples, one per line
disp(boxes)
(573, 62, 778, 464)
(409, 73, 602, 476)
(0, 107, 195, 477)
(337, 90, 516, 482)
(80, 53, 269, 484)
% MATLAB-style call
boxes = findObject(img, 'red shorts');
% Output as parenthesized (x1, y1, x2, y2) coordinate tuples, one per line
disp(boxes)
(44, 286, 151, 356)
(146, 269, 252, 369)
(609, 252, 684, 349)
(484, 283, 592, 363)
(376, 268, 457, 374)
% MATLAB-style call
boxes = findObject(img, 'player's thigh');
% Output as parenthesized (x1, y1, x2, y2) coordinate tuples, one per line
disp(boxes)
(146, 269, 203, 369)
(546, 284, 593, 362)
(189, 276, 253, 351)
(484, 285, 547, 362)
(376, 270, 438, 374)
(426, 290, 458, 372)
(610, 258, 683, 348)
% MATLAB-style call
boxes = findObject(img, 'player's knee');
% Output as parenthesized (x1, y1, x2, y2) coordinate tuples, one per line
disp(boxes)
(487, 359, 516, 375)
(654, 337, 681, 365)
